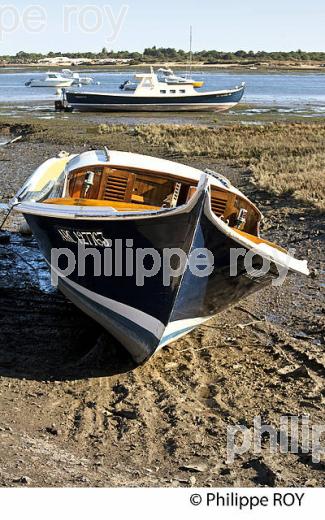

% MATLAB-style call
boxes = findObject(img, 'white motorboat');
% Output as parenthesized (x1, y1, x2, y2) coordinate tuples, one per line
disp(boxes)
(61, 69, 94, 86)
(157, 68, 204, 88)
(25, 72, 74, 88)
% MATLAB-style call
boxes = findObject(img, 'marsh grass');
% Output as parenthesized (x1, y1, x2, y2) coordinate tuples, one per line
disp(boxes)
(1, 117, 324, 211)
(134, 123, 325, 211)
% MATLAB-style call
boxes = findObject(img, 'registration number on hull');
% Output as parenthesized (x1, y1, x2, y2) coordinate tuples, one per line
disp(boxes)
(57, 228, 110, 248)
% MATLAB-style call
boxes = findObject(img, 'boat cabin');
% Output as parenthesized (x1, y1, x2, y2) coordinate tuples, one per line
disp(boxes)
(128, 68, 197, 97)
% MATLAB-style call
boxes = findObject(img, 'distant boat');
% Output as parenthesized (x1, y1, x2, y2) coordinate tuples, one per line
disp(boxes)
(60, 68, 246, 112)
(157, 67, 204, 88)
(12, 149, 309, 364)
(119, 79, 137, 91)
(120, 68, 204, 91)
(25, 72, 74, 88)
(61, 69, 94, 86)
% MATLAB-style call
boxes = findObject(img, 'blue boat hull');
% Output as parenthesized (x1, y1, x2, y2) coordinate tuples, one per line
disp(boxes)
(65, 86, 245, 113)
(22, 189, 281, 364)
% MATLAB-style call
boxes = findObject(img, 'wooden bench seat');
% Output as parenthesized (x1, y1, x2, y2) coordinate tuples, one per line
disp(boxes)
(43, 198, 160, 212)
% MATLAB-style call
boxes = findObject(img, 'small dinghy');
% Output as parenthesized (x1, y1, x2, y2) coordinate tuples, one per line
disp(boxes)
(11, 150, 309, 364)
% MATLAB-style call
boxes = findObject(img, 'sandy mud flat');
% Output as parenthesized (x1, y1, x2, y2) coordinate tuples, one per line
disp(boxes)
(0, 127, 324, 487)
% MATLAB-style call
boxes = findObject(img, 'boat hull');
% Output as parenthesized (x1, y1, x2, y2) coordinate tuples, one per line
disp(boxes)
(20, 191, 284, 364)
(64, 87, 245, 113)
(29, 81, 74, 88)
(22, 196, 204, 363)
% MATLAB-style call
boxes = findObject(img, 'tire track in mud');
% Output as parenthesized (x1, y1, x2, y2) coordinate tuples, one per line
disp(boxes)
(67, 384, 112, 444)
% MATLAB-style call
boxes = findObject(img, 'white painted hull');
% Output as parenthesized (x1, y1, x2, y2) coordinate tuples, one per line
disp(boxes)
(28, 80, 74, 88)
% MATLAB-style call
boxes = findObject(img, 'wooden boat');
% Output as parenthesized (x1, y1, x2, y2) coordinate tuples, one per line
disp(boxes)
(12, 150, 309, 364)
(59, 68, 245, 113)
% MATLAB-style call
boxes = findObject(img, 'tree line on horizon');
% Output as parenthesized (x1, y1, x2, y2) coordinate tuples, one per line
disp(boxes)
(1, 47, 325, 64)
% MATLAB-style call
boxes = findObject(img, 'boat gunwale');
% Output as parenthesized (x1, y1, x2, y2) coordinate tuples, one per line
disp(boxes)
(13, 149, 261, 218)
(14, 173, 210, 221)
(203, 193, 309, 276)
(65, 156, 260, 215)
(14, 177, 261, 223)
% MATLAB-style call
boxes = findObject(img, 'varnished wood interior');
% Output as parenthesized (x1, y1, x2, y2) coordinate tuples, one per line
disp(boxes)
(45, 165, 261, 234)
(44, 198, 160, 211)
(66, 165, 183, 205)
(234, 229, 287, 253)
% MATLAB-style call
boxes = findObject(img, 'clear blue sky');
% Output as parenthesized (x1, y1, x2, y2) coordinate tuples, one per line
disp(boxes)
(1, 0, 324, 54)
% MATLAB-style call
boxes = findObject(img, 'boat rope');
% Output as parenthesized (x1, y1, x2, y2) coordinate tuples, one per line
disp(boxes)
(0, 202, 18, 232)
(0, 241, 38, 274)
(0, 134, 25, 231)
(0, 203, 39, 277)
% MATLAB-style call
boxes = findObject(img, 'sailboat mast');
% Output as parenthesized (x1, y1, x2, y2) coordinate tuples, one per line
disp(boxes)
(189, 25, 193, 78)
